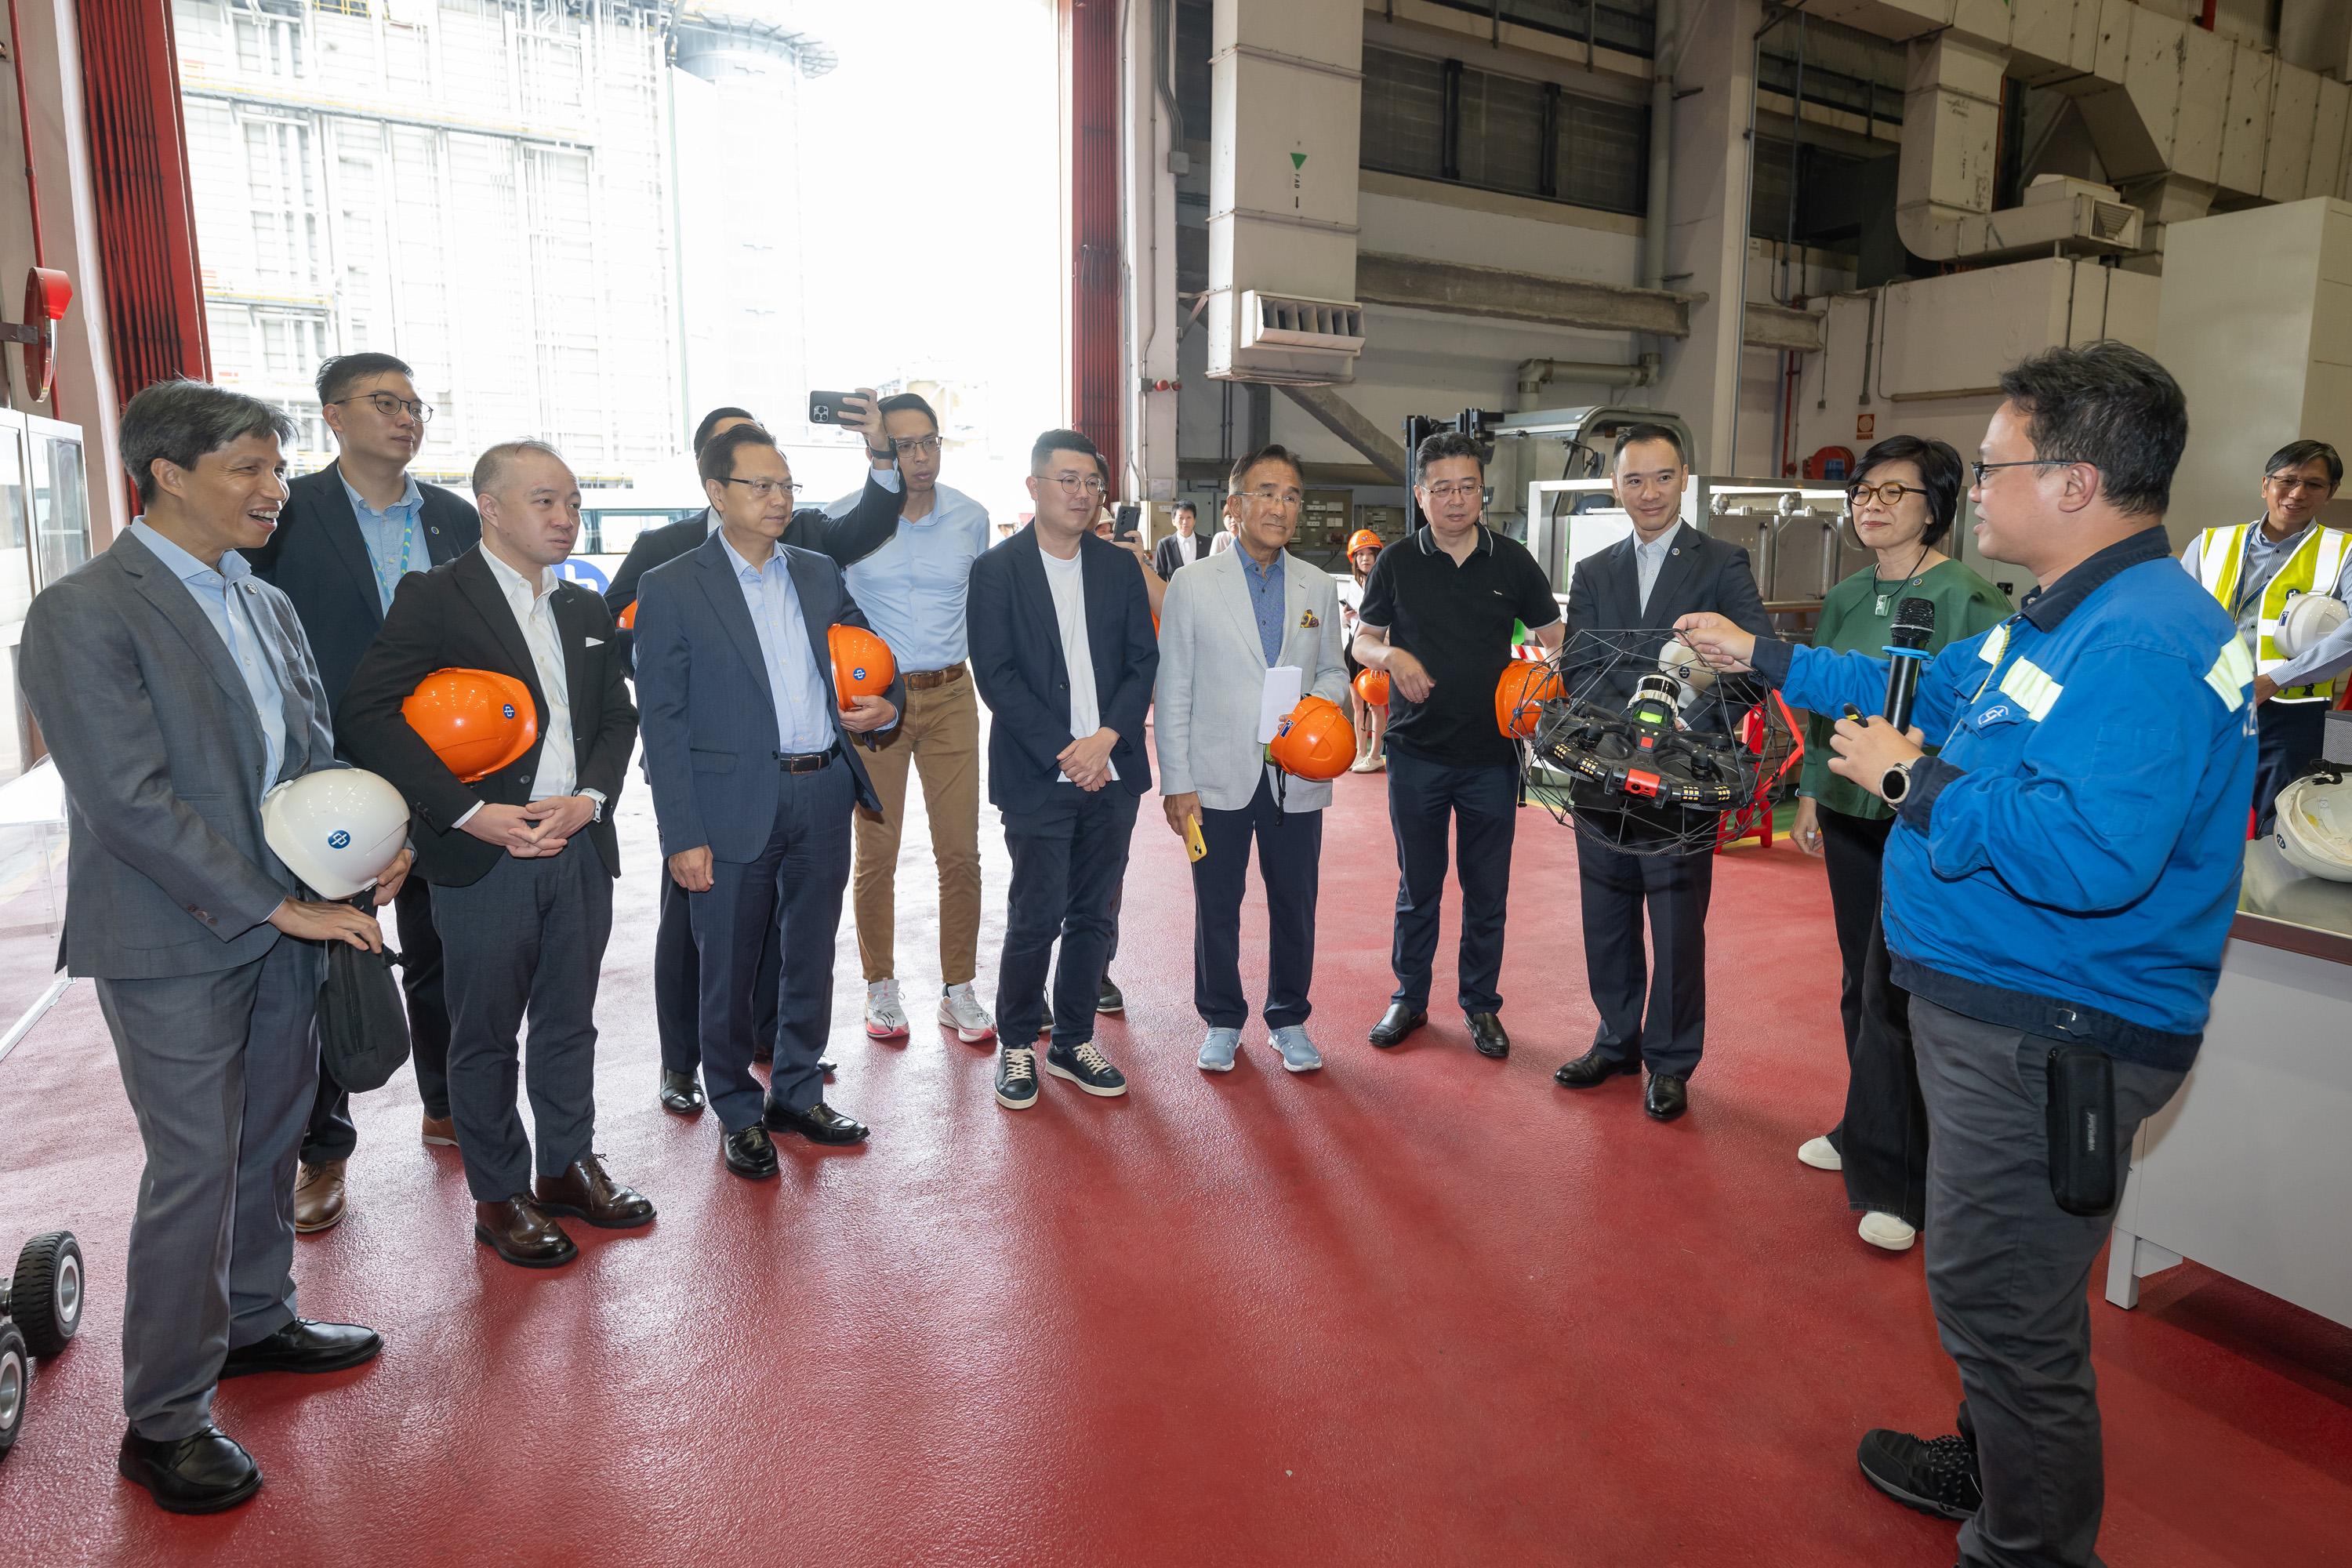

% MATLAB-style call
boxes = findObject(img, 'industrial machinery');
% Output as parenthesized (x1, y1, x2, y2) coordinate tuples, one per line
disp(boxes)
(0, 1230, 85, 1462)
(1518, 630, 1802, 857)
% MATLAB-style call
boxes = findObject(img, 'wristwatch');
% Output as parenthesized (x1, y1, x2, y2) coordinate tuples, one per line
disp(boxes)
(1880, 759, 1915, 805)
(866, 445, 895, 463)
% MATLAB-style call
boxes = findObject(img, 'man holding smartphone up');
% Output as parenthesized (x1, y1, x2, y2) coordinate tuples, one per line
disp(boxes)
(1677, 343, 2253, 1568)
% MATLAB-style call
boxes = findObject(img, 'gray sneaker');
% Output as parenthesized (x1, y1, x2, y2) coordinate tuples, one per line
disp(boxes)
(1268, 1024, 1323, 1073)
(1196, 1026, 1242, 1073)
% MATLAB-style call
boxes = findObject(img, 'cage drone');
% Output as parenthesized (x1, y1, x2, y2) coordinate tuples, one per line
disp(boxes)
(1511, 629, 1803, 856)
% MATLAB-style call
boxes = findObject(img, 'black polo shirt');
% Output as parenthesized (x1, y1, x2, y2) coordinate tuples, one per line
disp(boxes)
(1358, 524, 1562, 769)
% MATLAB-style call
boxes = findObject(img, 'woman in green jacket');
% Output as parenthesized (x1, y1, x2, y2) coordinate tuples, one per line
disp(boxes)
(1791, 435, 2009, 1253)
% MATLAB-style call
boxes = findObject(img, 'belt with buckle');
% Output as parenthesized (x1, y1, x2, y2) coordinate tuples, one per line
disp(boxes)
(904, 662, 967, 690)
(777, 745, 840, 774)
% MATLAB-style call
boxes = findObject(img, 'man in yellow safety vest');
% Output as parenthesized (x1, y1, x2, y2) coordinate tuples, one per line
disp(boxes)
(2181, 439, 2352, 833)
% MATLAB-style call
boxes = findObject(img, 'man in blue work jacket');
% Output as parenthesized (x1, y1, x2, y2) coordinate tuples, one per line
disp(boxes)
(1679, 341, 2254, 1568)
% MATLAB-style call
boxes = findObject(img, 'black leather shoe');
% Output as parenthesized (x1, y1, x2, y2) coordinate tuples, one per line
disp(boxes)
(118, 1424, 262, 1514)
(762, 1099, 870, 1145)
(820, 1058, 838, 1076)
(723, 1124, 779, 1179)
(1367, 1004, 1427, 1048)
(1645, 1073, 1690, 1120)
(218, 1319, 383, 1379)
(1465, 1011, 1510, 1058)
(659, 1069, 704, 1116)
(1096, 975, 1125, 1014)
(1554, 1047, 1643, 1088)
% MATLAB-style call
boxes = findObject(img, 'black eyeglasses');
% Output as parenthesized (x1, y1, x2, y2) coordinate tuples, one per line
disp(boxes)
(716, 477, 801, 501)
(332, 392, 434, 423)
(891, 435, 942, 456)
(1846, 481, 1917, 507)
(1970, 458, 2073, 485)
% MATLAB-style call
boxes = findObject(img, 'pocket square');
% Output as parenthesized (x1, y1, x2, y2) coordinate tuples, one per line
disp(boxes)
(1298, 608, 1320, 629)
(585, 637, 606, 648)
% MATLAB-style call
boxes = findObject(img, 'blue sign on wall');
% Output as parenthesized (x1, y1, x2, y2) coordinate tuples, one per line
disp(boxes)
(556, 558, 610, 593)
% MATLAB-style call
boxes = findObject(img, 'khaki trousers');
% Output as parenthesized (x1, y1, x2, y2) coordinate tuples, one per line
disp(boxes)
(853, 670, 984, 985)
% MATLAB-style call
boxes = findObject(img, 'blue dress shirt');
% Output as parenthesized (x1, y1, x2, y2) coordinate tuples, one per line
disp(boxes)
(724, 535, 837, 753)
(339, 470, 426, 612)
(1238, 546, 1286, 665)
(132, 521, 287, 785)
(825, 481, 992, 671)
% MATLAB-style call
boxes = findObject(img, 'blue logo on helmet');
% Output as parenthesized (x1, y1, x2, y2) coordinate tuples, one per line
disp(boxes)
(852, 665, 868, 681)
(502, 702, 516, 719)
(327, 829, 351, 850)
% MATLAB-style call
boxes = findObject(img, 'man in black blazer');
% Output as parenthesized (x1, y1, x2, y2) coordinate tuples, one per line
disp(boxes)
(338, 440, 652, 1269)
(1554, 424, 1773, 1120)
(967, 429, 1158, 1111)
(1152, 501, 1206, 579)
(634, 424, 904, 1178)
(603, 398, 909, 1116)
(243, 351, 479, 1232)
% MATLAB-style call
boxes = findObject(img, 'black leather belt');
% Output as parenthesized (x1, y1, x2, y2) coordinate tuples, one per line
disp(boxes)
(777, 745, 840, 774)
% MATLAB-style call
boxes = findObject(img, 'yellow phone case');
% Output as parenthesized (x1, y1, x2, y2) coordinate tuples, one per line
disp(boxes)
(1185, 816, 1207, 862)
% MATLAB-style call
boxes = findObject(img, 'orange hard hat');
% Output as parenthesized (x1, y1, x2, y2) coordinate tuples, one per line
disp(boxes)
(401, 668, 539, 783)
(616, 599, 637, 630)
(827, 624, 896, 709)
(1345, 529, 1383, 558)
(1266, 695, 1355, 781)
(1354, 667, 1389, 707)
(1495, 660, 1563, 739)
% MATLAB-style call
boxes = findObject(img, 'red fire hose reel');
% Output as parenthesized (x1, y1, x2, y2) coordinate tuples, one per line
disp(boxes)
(2, 268, 73, 405)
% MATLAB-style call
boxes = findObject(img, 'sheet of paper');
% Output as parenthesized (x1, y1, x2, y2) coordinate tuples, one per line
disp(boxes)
(1257, 665, 1304, 743)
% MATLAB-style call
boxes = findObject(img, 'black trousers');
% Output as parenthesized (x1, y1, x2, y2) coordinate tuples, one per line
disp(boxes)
(692, 757, 855, 1132)
(1385, 747, 1518, 1014)
(301, 872, 448, 1163)
(1817, 807, 1929, 1228)
(2253, 698, 2329, 837)
(1576, 822, 1713, 1077)
(431, 840, 612, 1201)
(996, 787, 1138, 1049)
(655, 861, 780, 1076)
(1191, 774, 1322, 1029)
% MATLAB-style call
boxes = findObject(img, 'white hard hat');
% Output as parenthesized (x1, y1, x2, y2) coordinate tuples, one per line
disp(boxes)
(261, 769, 410, 899)
(2272, 769, 2352, 884)
(2276, 591, 2348, 659)
(1657, 640, 1717, 694)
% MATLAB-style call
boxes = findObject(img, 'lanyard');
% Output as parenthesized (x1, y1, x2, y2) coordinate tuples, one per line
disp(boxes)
(371, 507, 416, 604)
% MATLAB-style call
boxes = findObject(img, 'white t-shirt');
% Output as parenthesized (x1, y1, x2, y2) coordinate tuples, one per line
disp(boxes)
(1040, 547, 1116, 783)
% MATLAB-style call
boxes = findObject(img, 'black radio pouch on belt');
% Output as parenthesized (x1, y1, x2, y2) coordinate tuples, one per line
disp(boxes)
(2045, 1044, 2119, 1217)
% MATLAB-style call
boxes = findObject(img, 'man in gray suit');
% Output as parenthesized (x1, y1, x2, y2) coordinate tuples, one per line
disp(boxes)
(1154, 445, 1351, 1074)
(20, 380, 405, 1514)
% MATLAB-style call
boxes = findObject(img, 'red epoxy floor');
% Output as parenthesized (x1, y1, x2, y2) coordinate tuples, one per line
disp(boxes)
(2, 749, 2347, 1566)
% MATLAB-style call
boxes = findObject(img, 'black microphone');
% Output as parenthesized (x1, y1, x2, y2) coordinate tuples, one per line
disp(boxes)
(1882, 595, 1936, 732)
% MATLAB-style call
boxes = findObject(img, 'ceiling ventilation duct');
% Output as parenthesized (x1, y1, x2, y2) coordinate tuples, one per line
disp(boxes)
(1206, 0, 1366, 384)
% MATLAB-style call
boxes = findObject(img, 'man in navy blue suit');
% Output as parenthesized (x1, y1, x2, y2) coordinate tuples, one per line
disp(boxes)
(633, 424, 906, 1180)
(244, 351, 479, 1232)
(966, 430, 1158, 1111)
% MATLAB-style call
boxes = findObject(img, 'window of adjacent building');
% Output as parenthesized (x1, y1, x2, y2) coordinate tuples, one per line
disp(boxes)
(230, 0, 307, 76)
(241, 113, 325, 288)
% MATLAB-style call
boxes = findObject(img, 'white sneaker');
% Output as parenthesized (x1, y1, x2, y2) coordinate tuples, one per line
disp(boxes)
(864, 979, 909, 1040)
(1859, 1211, 1917, 1252)
(1197, 1026, 1242, 1073)
(1798, 1135, 1843, 1171)
(937, 982, 996, 1045)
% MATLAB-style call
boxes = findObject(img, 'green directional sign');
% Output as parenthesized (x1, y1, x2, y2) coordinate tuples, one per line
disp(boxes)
(1291, 152, 1308, 169)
